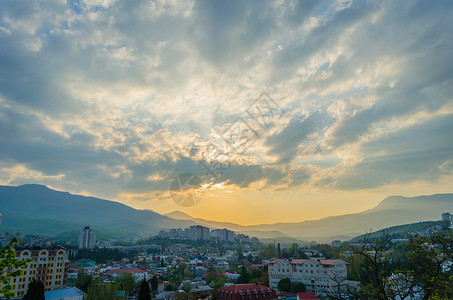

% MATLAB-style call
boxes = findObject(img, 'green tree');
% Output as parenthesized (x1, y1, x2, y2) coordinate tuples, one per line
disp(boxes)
(277, 277, 292, 292)
(237, 266, 250, 284)
(237, 244, 244, 261)
(137, 279, 151, 300)
(83, 279, 123, 300)
(292, 282, 306, 293)
(259, 243, 278, 260)
(23, 279, 45, 300)
(165, 283, 178, 291)
(113, 273, 136, 295)
(405, 232, 453, 299)
(0, 238, 30, 299)
(150, 275, 158, 292)
(75, 274, 93, 293)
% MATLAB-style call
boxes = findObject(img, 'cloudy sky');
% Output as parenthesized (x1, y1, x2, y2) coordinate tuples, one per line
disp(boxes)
(1, 0, 453, 225)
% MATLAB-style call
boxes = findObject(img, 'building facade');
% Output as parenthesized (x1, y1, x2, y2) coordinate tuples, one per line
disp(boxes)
(442, 212, 453, 228)
(268, 258, 354, 297)
(211, 228, 235, 242)
(11, 248, 69, 297)
(189, 225, 210, 241)
(79, 226, 96, 249)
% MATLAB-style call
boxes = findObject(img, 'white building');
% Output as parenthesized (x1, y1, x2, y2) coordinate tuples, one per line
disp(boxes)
(78, 226, 96, 249)
(268, 258, 357, 297)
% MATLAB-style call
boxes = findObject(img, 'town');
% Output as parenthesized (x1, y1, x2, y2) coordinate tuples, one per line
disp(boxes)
(2, 212, 453, 300)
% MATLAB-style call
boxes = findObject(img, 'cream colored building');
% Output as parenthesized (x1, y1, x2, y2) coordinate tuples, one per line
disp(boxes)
(268, 258, 357, 297)
(10, 248, 69, 297)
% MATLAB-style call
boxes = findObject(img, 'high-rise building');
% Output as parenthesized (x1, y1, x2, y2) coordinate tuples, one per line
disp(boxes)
(78, 226, 96, 249)
(211, 228, 235, 242)
(189, 225, 210, 241)
(442, 213, 453, 228)
(10, 247, 69, 297)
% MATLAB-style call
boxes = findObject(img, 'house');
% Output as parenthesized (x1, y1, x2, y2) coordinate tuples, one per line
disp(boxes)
(157, 279, 165, 293)
(224, 272, 240, 281)
(215, 261, 230, 270)
(103, 268, 149, 281)
(215, 283, 278, 300)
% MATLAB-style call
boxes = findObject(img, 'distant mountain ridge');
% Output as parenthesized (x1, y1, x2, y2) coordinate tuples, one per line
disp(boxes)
(165, 194, 453, 241)
(1, 184, 452, 242)
(0, 184, 196, 239)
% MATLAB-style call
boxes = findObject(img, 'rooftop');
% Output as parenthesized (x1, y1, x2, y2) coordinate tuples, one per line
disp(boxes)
(45, 287, 84, 299)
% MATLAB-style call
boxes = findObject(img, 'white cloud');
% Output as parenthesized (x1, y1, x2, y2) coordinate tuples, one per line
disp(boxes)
(0, 0, 452, 202)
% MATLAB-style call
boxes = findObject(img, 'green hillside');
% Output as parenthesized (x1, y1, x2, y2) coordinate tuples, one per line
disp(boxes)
(351, 220, 448, 242)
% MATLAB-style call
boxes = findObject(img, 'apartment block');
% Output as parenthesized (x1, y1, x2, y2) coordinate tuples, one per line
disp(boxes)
(189, 225, 210, 241)
(79, 226, 96, 249)
(11, 248, 69, 297)
(268, 258, 356, 297)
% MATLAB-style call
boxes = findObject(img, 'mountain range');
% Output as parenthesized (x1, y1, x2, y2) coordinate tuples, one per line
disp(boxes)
(1, 184, 452, 242)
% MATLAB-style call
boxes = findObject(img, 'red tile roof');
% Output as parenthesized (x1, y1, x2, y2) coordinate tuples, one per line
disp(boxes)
(297, 292, 318, 299)
(216, 284, 277, 300)
(104, 268, 147, 274)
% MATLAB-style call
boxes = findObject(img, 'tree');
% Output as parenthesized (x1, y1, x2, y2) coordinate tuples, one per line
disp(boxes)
(405, 232, 453, 299)
(113, 273, 136, 295)
(292, 282, 306, 293)
(150, 275, 158, 292)
(259, 243, 278, 260)
(23, 279, 45, 300)
(137, 279, 151, 300)
(165, 283, 178, 291)
(75, 274, 93, 293)
(277, 277, 292, 292)
(237, 244, 244, 261)
(237, 266, 250, 284)
(0, 238, 30, 299)
(83, 279, 123, 300)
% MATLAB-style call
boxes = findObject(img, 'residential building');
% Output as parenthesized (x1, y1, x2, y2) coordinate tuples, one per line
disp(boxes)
(215, 283, 278, 300)
(331, 240, 341, 247)
(442, 212, 453, 228)
(268, 258, 355, 297)
(236, 234, 249, 243)
(10, 247, 69, 297)
(211, 228, 235, 242)
(22, 234, 56, 248)
(78, 226, 96, 249)
(215, 261, 230, 270)
(0, 232, 20, 247)
(103, 268, 149, 281)
(189, 225, 210, 241)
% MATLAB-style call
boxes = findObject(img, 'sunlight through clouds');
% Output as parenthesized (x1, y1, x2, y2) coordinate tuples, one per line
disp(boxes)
(1, 0, 452, 222)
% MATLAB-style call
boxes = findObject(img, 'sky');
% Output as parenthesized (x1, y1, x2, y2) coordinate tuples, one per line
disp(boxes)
(1, 0, 453, 225)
